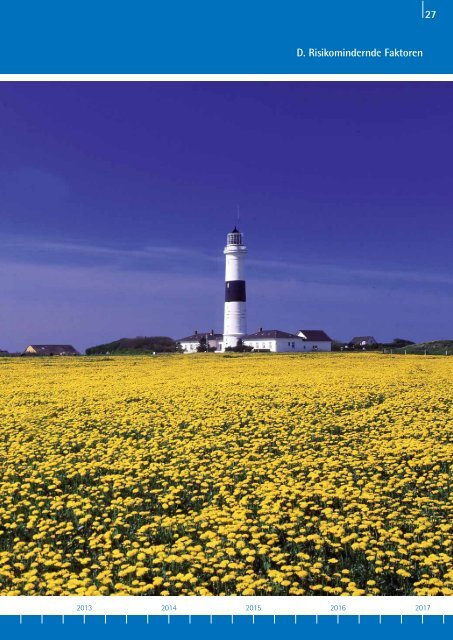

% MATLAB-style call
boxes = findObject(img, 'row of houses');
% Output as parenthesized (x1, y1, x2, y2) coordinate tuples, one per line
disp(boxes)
(178, 328, 333, 353)
(178, 332, 380, 353)
(0, 336, 379, 357)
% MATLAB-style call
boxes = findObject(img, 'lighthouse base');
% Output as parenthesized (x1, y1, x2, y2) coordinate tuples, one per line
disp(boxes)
(222, 335, 243, 351)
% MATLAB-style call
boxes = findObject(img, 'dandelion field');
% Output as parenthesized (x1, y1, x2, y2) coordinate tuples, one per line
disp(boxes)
(0, 354, 452, 596)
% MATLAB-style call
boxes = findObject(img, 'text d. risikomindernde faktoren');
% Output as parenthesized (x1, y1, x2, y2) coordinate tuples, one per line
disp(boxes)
(299, 48, 423, 58)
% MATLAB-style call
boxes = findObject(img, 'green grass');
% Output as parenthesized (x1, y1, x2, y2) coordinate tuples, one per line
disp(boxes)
(393, 340, 453, 355)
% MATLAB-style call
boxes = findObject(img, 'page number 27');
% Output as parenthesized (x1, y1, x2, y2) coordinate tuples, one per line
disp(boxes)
(422, 2, 437, 19)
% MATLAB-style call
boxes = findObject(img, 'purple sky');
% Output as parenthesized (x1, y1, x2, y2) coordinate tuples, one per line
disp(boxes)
(0, 82, 452, 352)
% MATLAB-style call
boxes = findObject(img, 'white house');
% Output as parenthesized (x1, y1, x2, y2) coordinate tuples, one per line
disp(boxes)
(350, 336, 377, 348)
(242, 328, 332, 353)
(178, 330, 223, 353)
(242, 329, 302, 353)
(297, 329, 332, 352)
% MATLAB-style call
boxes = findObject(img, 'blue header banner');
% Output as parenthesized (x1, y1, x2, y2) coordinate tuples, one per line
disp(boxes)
(0, 0, 451, 74)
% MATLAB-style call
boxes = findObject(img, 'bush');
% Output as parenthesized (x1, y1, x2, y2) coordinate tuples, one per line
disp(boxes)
(86, 336, 179, 355)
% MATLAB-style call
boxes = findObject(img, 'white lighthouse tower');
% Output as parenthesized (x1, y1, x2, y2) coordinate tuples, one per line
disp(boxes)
(223, 226, 247, 350)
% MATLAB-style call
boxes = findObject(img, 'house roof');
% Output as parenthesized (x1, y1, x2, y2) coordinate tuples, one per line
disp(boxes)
(25, 344, 80, 355)
(178, 332, 223, 342)
(298, 329, 332, 342)
(243, 329, 300, 340)
(351, 336, 377, 344)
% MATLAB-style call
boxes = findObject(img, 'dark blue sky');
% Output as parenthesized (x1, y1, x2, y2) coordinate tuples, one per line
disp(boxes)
(1, 82, 452, 351)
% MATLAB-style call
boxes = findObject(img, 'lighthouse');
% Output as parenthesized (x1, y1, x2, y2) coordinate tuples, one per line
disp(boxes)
(223, 226, 247, 350)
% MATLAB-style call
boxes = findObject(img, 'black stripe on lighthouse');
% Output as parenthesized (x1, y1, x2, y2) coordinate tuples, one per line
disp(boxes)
(225, 280, 246, 302)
